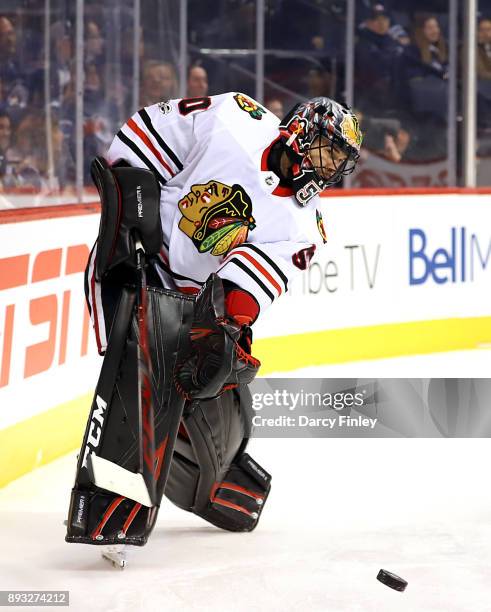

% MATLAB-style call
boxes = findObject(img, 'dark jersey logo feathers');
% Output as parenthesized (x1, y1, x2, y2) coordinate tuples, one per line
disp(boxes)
(316, 209, 327, 243)
(234, 93, 266, 120)
(178, 181, 256, 256)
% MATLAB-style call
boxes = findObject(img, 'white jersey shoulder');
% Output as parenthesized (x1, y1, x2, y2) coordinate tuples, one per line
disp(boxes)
(106, 93, 279, 180)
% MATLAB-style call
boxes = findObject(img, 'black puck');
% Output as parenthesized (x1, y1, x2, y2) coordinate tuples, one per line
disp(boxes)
(377, 569, 408, 592)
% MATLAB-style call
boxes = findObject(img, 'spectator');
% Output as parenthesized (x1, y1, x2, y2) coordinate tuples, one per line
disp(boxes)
(84, 62, 105, 117)
(477, 17, 491, 128)
(121, 24, 144, 84)
(47, 20, 74, 111)
(265, 97, 284, 119)
(85, 20, 104, 66)
(51, 58, 113, 182)
(381, 128, 411, 163)
(9, 113, 75, 192)
(305, 66, 336, 98)
(357, 0, 395, 23)
(186, 64, 209, 98)
(0, 15, 28, 120)
(0, 16, 19, 87)
(389, 24, 411, 52)
(477, 17, 491, 80)
(82, 63, 114, 182)
(404, 14, 448, 80)
(355, 4, 399, 112)
(0, 111, 11, 155)
(401, 14, 448, 125)
(140, 60, 177, 106)
(0, 110, 13, 189)
(7, 113, 44, 190)
(360, 112, 412, 163)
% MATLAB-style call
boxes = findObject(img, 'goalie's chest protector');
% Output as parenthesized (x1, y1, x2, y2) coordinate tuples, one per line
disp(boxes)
(157, 94, 317, 287)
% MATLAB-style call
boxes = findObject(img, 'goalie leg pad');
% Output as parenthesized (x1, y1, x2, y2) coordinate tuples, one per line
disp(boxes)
(67, 488, 158, 546)
(165, 387, 271, 532)
(66, 286, 195, 546)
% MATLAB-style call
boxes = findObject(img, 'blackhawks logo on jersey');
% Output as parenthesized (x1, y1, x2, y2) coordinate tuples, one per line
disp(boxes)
(178, 181, 256, 256)
(234, 93, 266, 120)
(316, 209, 327, 243)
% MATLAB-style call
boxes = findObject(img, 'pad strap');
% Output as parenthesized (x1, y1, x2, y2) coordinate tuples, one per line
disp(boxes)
(206, 454, 271, 531)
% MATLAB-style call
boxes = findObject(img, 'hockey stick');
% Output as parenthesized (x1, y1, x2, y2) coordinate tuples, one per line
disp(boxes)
(135, 240, 157, 506)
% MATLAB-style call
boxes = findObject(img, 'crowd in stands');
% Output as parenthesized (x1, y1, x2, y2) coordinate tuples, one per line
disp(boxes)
(0, 0, 489, 199)
(353, 4, 450, 162)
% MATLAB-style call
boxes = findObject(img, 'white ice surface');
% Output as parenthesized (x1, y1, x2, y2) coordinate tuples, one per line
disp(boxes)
(1, 351, 491, 612)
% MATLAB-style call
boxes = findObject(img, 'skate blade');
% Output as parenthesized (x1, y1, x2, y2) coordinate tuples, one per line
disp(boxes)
(101, 545, 127, 570)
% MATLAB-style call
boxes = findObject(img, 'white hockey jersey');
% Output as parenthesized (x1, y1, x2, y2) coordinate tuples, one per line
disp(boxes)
(88, 92, 328, 352)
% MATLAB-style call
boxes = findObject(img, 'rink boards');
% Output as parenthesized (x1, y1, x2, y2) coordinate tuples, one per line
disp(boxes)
(1, 191, 490, 485)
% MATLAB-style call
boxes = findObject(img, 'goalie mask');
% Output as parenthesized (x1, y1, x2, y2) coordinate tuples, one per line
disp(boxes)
(279, 97, 362, 206)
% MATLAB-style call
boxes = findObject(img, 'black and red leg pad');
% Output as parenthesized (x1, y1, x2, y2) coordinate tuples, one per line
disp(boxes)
(204, 454, 271, 532)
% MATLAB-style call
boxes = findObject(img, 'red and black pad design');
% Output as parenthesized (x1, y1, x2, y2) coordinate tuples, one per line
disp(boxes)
(135, 252, 156, 506)
(207, 454, 271, 532)
(165, 386, 272, 533)
(66, 285, 195, 547)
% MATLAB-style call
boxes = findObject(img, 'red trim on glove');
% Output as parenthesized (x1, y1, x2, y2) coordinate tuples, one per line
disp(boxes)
(225, 289, 259, 325)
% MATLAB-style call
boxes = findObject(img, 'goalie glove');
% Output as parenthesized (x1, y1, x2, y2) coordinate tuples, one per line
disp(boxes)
(174, 274, 260, 400)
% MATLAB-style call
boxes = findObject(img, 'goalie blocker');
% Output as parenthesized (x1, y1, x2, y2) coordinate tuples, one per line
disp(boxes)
(66, 158, 270, 547)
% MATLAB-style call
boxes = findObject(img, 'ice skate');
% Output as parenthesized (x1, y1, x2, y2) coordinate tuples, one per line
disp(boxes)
(101, 544, 127, 570)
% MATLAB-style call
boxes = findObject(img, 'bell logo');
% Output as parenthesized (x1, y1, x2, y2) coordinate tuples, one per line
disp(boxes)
(409, 228, 491, 285)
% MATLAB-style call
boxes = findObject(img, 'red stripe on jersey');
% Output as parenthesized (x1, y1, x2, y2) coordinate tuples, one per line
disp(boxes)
(223, 250, 282, 296)
(126, 118, 175, 177)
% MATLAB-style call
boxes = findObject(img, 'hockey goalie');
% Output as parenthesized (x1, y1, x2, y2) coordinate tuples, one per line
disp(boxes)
(65, 92, 362, 565)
